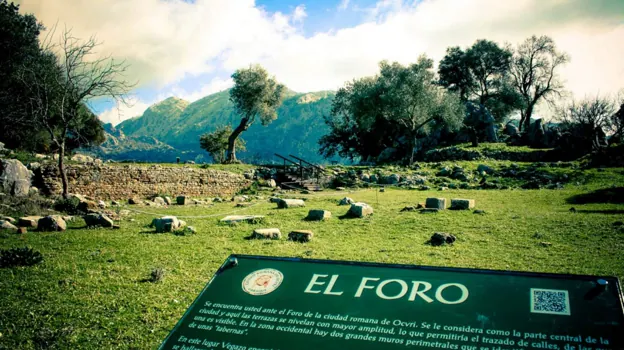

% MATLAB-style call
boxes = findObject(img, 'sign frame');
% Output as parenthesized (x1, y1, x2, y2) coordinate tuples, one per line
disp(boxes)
(159, 254, 624, 349)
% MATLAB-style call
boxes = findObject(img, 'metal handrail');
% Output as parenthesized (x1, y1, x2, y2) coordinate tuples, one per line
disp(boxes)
(288, 154, 327, 173)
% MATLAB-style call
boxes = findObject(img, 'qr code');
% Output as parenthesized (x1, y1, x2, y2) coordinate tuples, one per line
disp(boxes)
(530, 288, 571, 315)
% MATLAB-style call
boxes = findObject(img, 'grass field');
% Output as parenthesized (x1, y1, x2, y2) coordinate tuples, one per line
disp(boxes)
(1, 165, 623, 349)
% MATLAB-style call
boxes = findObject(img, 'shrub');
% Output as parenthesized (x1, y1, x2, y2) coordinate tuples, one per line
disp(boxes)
(53, 196, 82, 215)
(0, 194, 52, 218)
(0, 247, 44, 268)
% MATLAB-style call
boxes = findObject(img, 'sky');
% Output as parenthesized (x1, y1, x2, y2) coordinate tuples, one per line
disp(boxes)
(14, 0, 624, 125)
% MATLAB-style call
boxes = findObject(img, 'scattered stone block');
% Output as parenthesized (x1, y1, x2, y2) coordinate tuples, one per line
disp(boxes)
(153, 197, 166, 206)
(450, 199, 475, 210)
(348, 202, 374, 218)
(236, 202, 253, 208)
(17, 227, 27, 234)
(277, 199, 305, 209)
(78, 199, 98, 212)
(176, 196, 187, 205)
(429, 232, 456, 246)
(111, 200, 120, 206)
(128, 197, 140, 205)
(38, 216, 67, 232)
(164, 196, 172, 205)
(268, 179, 277, 188)
(306, 210, 331, 221)
(18, 216, 42, 228)
(251, 228, 281, 240)
(83, 213, 114, 228)
(420, 208, 439, 214)
(97, 200, 107, 208)
(338, 197, 354, 206)
(425, 198, 447, 210)
(416, 202, 425, 209)
(288, 230, 313, 243)
(152, 216, 182, 233)
(336, 187, 346, 191)
(220, 215, 265, 225)
(269, 197, 281, 203)
(400, 206, 417, 212)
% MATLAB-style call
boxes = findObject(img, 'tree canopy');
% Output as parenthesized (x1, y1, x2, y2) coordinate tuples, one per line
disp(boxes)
(320, 57, 465, 163)
(227, 64, 285, 163)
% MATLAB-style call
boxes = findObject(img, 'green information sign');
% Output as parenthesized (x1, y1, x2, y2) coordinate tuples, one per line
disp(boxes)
(160, 255, 624, 350)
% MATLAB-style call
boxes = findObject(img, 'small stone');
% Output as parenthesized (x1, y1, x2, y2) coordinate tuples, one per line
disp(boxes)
(450, 199, 475, 210)
(569, 207, 576, 213)
(306, 210, 332, 221)
(416, 202, 425, 209)
(268, 179, 277, 188)
(277, 199, 305, 209)
(251, 228, 281, 240)
(420, 208, 439, 214)
(336, 187, 346, 191)
(236, 202, 252, 208)
(539, 242, 552, 247)
(338, 197, 354, 206)
(379, 187, 386, 192)
(400, 206, 417, 212)
(17, 227, 27, 234)
(425, 198, 447, 210)
(111, 200, 120, 206)
(348, 202, 373, 218)
(438, 187, 449, 191)
(97, 200, 107, 208)
(112, 225, 121, 230)
(419, 186, 431, 191)
(288, 230, 313, 243)
(164, 197, 172, 205)
(473, 210, 486, 215)
(176, 196, 187, 205)
(38, 215, 67, 232)
(128, 197, 140, 205)
(153, 197, 166, 206)
(429, 232, 456, 246)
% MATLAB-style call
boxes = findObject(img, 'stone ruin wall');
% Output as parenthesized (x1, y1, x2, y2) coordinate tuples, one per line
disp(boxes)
(36, 164, 252, 200)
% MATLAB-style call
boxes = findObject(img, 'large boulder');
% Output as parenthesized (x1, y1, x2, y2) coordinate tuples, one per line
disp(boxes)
(306, 210, 332, 221)
(151, 216, 182, 233)
(267, 179, 277, 188)
(18, 216, 42, 229)
(83, 213, 114, 228)
(38, 215, 67, 232)
(348, 202, 374, 218)
(0, 159, 32, 197)
(176, 196, 187, 205)
(528, 119, 547, 147)
(504, 123, 519, 137)
(385, 174, 400, 185)
(0, 215, 15, 224)
(425, 198, 447, 210)
(277, 199, 305, 209)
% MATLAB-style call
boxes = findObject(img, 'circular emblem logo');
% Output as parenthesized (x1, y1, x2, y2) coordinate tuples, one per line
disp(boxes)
(242, 269, 284, 296)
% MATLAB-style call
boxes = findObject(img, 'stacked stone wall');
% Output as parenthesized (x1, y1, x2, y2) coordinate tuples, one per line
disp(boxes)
(37, 164, 251, 200)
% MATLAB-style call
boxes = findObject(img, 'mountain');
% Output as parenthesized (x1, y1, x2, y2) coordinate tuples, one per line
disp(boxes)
(92, 90, 336, 163)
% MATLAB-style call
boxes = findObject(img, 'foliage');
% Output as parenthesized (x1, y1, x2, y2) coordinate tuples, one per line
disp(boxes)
(0, 193, 52, 218)
(199, 126, 245, 163)
(422, 143, 558, 162)
(510, 35, 569, 132)
(227, 65, 286, 162)
(438, 39, 522, 123)
(53, 196, 82, 215)
(555, 95, 617, 157)
(320, 57, 465, 163)
(0, 247, 43, 268)
(0, 0, 44, 151)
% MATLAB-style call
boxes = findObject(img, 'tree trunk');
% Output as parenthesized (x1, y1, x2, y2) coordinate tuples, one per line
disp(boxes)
(522, 104, 534, 132)
(58, 143, 69, 198)
(226, 117, 248, 163)
(471, 130, 479, 147)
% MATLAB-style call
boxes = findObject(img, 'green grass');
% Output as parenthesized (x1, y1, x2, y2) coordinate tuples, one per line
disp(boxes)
(1, 167, 623, 348)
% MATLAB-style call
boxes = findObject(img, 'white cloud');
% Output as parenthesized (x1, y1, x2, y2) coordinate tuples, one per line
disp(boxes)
(338, 0, 350, 11)
(292, 5, 307, 23)
(97, 96, 154, 125)
(16, 0, 624, 122)
(164, 77, 234, 103)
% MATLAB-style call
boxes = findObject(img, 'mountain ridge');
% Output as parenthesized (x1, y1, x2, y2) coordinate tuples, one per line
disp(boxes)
(91, 89, 337, 163)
